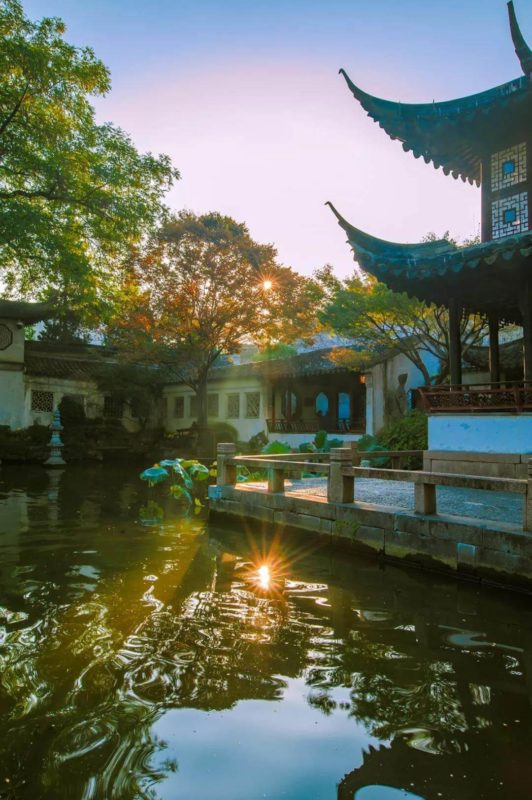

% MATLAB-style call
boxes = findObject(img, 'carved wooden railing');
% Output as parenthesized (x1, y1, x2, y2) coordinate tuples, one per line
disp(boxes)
(266, 418, 365, 434)
(419, 382, 532, 413)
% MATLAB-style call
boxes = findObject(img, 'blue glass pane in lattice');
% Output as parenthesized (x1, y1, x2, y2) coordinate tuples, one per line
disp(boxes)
(502, 160, 516, 175)
(503, 208, 517, 224)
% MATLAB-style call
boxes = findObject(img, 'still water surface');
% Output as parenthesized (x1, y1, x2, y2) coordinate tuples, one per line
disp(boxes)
(0, 466, 532, 800)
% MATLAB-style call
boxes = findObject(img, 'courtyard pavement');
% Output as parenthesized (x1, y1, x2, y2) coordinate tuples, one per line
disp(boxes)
(243, 476, 522, 526)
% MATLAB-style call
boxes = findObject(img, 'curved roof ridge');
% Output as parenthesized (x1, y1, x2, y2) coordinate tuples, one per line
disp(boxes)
(340, 68, 528, 120)
(326, 202, 456, 258)
(0, 299, 56, 324)
(339, 68, 532, 185)
(508, 0, 532, 76)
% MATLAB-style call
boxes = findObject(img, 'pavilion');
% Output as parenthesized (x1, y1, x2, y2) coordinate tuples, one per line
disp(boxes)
(329, 2, 532, 427)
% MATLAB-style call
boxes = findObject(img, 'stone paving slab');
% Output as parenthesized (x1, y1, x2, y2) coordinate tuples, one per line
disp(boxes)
(242, 477, 522, 526)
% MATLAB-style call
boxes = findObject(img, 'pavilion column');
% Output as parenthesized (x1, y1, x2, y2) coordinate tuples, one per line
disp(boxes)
(488, 313, 500, 384)
(520, 282, 532, 383)
(448, 298, 462, 385)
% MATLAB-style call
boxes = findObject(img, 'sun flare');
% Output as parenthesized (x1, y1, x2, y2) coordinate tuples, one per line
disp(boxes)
(257, 564, 271, 589)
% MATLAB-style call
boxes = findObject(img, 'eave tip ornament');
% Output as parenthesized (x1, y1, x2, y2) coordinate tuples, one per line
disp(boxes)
(508, 1, 532, 77)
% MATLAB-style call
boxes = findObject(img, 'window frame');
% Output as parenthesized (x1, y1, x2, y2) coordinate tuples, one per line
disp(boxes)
(174, 396, 185, 419)
(227, 393, 240, 419)
(31, 389, 54, 413)
(245, 391, 261, 419)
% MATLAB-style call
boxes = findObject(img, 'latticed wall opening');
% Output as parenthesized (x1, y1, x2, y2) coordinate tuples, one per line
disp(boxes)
(491, 191, 529, 239)
(491, 142, 527, 192)
(245, 391, 260, 418)
(103, 396, 124, 419)
(174, 396, 185, 418)
(227, 393, 240, 419)
(31, 390, 53, 413)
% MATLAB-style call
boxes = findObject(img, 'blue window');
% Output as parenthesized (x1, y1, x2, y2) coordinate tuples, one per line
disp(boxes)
(503, 208, 517, 224)
(502, 159, 516, 176)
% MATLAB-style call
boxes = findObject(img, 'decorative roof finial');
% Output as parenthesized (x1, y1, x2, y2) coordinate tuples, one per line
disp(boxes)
(508, 1, 532, 77)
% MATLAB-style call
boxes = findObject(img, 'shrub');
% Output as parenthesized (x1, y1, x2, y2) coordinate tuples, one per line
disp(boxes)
(247, 431, 268, 453)
(261, 440, 291, 455)
(59, 395, 86, 425)
(355, 435, 389, 467)
(314, 430, 327, 451)
(376, 410, 428, 453)
(298, 441, 316, 453)
(210, 421, 239, 444)
(360, 410, 428, 469)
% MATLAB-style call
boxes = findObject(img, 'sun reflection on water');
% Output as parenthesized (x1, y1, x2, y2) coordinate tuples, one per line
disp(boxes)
(257, 565, 271, 590)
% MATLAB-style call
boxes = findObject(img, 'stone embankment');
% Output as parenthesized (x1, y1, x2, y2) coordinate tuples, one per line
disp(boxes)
(209, 444, 532, 593)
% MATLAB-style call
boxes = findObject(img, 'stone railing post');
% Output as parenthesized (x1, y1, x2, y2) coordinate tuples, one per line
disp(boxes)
(524, 459, 532, 531)
(217, 442, 237, 487)
(414, 478, 436, 515)
(268, 464, 285, 494)
(328, 448, 354, 504)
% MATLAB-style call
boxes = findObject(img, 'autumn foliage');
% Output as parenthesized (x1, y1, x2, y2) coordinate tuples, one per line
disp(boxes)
(108, 212, 317, 425)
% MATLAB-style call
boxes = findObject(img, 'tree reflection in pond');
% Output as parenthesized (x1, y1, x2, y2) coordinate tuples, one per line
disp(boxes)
(0, 466, 531, 799)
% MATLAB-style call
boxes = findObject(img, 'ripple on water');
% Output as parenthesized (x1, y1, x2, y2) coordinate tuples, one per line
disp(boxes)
(49, 717, 119, 765)
(1, 466, 532, 800)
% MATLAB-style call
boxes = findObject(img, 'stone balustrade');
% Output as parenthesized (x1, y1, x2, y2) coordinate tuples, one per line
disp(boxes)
(216, 443, 532, 532)
(212, 443, 532, 592)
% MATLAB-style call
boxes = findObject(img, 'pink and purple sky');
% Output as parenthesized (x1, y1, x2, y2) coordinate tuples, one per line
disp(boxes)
(24, 0, 532, 276)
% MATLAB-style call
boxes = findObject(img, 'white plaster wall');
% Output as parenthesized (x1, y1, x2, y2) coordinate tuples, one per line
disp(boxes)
(0, 322, 25, 364)
(23, 376, 101, 428)
(0, 320, 27, 429)
(0, 370, 26, 428)
(368, 351, 427, 433)
(164, 377, 267, 442)
(23, 376, 143, 432)
(428, 414, 532, 453)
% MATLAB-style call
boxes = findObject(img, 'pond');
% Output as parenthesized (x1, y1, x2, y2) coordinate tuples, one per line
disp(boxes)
(0, 466, 532, 800)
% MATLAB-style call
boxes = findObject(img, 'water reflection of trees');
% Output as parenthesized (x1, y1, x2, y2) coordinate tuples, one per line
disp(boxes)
(1, 471, 532, 799)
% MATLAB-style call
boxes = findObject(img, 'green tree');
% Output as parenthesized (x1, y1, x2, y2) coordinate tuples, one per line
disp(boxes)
(108, 211, 317, 430)
(0, 0, 178, 314)
(95, 362, 162, 429)
(252, 342, 298, 361)
(316, 231, 487, 385)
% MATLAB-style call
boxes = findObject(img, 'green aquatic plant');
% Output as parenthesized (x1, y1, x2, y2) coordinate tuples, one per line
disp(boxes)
(139, 499, 164, 526)
(140, 458, 210, 508)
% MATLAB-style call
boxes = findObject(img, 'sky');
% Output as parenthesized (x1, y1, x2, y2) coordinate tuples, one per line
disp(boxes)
(24, 0, 532, 277)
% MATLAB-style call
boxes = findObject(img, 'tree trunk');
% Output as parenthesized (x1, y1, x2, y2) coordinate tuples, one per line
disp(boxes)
(194, 374, 215, 458)
(195, 375, 208, 428)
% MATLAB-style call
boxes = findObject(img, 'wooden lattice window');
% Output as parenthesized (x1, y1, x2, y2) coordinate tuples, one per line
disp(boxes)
(207, 393, 219, 417)
(245, 391, 260, 418)
(103, 396, 124, 418)
(174, 396, 185, 418)
(31, 390, 53, 413)
(227, 393, 240, 419)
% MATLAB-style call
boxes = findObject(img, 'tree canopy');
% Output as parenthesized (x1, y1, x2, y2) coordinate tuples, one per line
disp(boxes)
(108, 211, 317, 426)
(0, 0, 178, 314)
(315, 255, 487, 385)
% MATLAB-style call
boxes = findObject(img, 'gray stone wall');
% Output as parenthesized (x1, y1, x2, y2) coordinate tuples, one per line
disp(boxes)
(209, 485, 532, 593)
